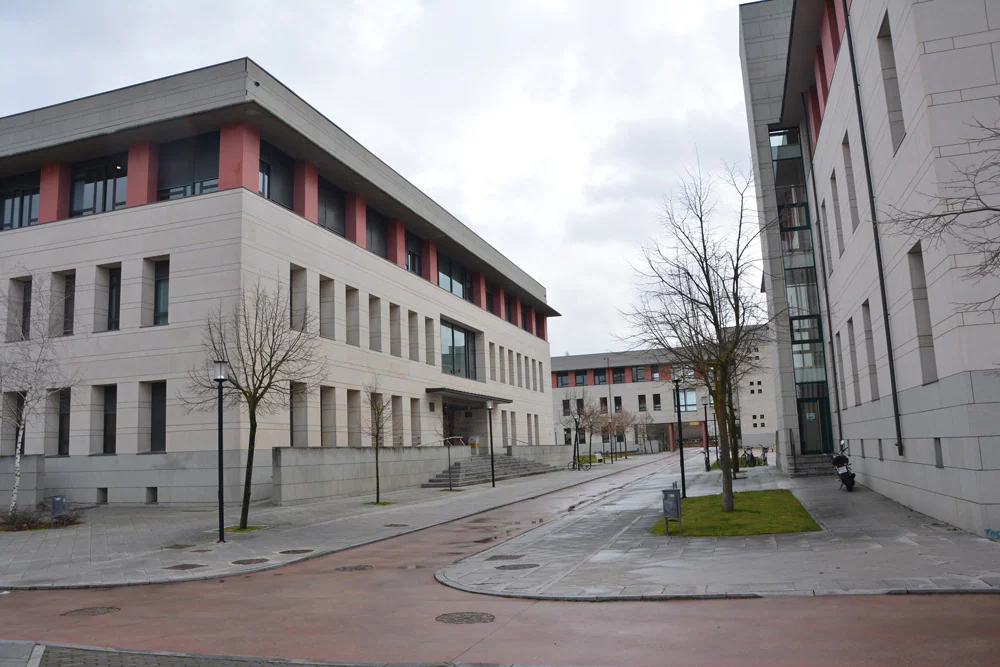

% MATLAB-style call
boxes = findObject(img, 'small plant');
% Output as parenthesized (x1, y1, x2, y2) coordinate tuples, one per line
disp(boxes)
(365, 501, 395, 506)
(223, 524, 268, 533)
(0, 504, 83, 531)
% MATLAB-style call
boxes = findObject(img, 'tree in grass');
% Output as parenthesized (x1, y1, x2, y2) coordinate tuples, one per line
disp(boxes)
(184, 280, 325, 529)
(362, 377, 393, 503)
(560, 387, 592, 466)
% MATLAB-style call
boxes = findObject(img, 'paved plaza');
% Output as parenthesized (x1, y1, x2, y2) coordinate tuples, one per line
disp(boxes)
(438, 462, 1000, 599)
(0, 454, 665, 589)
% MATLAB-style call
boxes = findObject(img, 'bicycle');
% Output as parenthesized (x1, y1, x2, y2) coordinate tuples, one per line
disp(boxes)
(741, 446, 757, 468)
(567, 456, 592, 471)
(760, 446, 769, 466)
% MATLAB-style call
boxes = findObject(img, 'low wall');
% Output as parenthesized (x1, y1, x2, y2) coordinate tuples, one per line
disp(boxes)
(504, 444, 574, 467)
(272, 445, 473, 506)
(0, 455, 45, 508)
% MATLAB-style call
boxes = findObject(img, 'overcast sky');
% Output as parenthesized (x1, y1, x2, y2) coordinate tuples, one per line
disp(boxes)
(0, 0, 752, 356)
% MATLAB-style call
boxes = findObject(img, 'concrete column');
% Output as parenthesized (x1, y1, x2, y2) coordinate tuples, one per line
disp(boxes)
(472, 272, 487, 309)
(336, 388, 350, 448)
(119, 258, 145, 330)
(346, 193, 366, 247)
(293, 161, 319, 222)
(320, 386, 337, 447)
(38, 162, 71, 223)
(69, 385, 97, 456)
(24, 402, 46, 455)
(305, 385, 322, 447)
(387, 219, 406, 267)
(408, 310, 422, 363)
(219, 122, 260, 191)
(304, 269, 321, 336)
(391, 395, 406, 447)
(390, 303, 404, 358)
(115, 381, 141, 455)
(126, 142, 159, 207)
(421, 240, 437, 284)
(335, 280, 348, 343)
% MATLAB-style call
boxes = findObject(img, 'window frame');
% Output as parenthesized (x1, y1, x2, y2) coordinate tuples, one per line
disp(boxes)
(440, 319, 477, 380)
(153, 260, 169, 326)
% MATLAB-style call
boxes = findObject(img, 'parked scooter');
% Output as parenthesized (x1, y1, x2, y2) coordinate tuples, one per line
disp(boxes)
(831, 440, 855, 492)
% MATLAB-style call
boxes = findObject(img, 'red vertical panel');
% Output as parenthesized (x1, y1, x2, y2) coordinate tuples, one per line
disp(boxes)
(293, 160, 318, 222)
(536, 313, 547, 340)
(808, 86, 822, 148)
(551, 372, 558, 389)
(493, 285, 506, 318)
(421, 240, 438, 284)
(38, 162, 71, 223)
(345, 193, 366, 247)
(587, 369, 595, 385)
(219, 122, 260, 191)
(387, 219, 406, 267)
(820, 4, 837, 89)
(568, 371, 576, 388)
(644, 364, 653, 382)
(813, 47, 828, 116)
(472, 272, 487, 308)
(524, 306, 535, 335)
(511, 296, 522, 327)
(126, 142, 158, 207)
(828, 0, 844, 53)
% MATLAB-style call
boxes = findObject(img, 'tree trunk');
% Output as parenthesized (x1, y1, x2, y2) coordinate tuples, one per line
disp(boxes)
(714, 387, 735, 511)
(239, 411, 257, 530)
(375, 434, 381, 503)
(726, 378, 740, 475)
(8, 424, 23, 518)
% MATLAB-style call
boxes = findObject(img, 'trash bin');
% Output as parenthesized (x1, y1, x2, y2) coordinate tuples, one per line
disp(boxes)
(661, 488, 681, 535)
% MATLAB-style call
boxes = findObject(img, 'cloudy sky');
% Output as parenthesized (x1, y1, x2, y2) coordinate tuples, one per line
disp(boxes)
(0, 0, 752, 356)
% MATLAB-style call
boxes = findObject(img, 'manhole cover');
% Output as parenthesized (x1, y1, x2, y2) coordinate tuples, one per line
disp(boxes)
(495, 563, 539, 571)
(385, 523, 408, 527)
(486, 555, 523, 561)
(335, 565, 373, 572)
(280, 549, 314, 555)
(190, 549, 212, 553)
(162, 544, 194, 550)
(400, 564, 426, 570)
(232, 558, 269, 565)
(435, 612, 495, 624)
(164, 563, 205, 571)
(62, 607, 121, 617)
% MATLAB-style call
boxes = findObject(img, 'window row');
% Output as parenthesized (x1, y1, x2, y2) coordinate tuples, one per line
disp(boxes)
(497, 409, 540, 447)
(554, 364, 669, 388)
(488, 342, 545, 394)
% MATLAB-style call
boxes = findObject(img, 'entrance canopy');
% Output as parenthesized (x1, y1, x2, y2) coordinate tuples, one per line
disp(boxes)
(425, 387, 513, 409)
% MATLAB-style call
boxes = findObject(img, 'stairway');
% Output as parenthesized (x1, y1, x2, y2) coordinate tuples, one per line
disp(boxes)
(422, 454, 561, 488)
(786, 453, 831, 477)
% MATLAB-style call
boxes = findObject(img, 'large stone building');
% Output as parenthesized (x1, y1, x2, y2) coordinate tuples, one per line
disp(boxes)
(0, 58, 559, 507)
(740, 0, 1000, 535)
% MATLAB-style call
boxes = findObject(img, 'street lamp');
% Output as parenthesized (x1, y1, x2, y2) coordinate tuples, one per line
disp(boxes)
(604, 355, 614, 464)
(673, 377, 687, 498)
(486, 400, 496, 488)
(213, 360, 229, 543)
(702, 397, 711, 472)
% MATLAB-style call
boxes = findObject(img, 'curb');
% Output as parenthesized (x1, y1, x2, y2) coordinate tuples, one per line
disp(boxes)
(0, 454, 671, 591)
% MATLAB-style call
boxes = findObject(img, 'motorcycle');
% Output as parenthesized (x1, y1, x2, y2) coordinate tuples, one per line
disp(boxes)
(831, 440, 855, 492)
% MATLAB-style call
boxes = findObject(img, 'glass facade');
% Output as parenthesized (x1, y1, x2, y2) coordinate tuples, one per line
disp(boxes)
(440, 320, 477, 379)
(70, 154, 128, 217)
(1, 173, 40, 231)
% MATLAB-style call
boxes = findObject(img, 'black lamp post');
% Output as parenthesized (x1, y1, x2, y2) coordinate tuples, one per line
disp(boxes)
(604, 355, 613, 463)
(673, 377, 687, 498)
(213, 359, 229, 543)
(702, 397, 711, 471)
(486, 400, 496, 488)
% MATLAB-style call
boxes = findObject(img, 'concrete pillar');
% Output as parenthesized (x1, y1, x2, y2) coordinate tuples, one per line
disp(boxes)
(219, 122, 260, 191)
(126, 142, 159, 207)
(346, 193, 366, 247)
(38, 162, 71, 223)
(293, 160, 319, 222)
(335, 280, 348, 343)
(305, 385, 322, 447)
(320, 386, 337, 447)
(421, 240, 438, 284)
(387, 219, 406, 268)
(119, 258, 144, 330)
(115, 381, 141, 455)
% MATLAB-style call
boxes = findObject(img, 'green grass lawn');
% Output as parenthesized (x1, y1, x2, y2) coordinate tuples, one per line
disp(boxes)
(224, 525, 269, 533)
(650, 489, 820, 537)
(365, 501, 395, 506)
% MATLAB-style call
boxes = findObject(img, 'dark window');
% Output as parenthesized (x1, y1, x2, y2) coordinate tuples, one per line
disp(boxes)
(612, 367, 625, 384)
(600, 397, 608, 413)
(20, 279, 31, 340)
(318, 178, 346, 236)
(440, 320, 477, 379)
(485, 283, 495, 313)
(70, 153, 128, 217)
(57, 388, 71, 456)
(437, 254, 472, 302)
(638, 395, 647, 412)
(602, 428, 609, 444)
(614, 396, 622, 413)
(504, 294, 514, 323)
(405, 231, 423, 275)
(564, 428, 572, 445)
(258, 141, 294, 209)
(575, 370, 587, 386)
(103, 385, 117, 455)
(150, 381, 167, 452)
(594, 369, 607, 385)
(576, 398, 584, 413)
(107, 268, 121, 331)
(651, 364, 659, 381)
(577, 429, 586, 445)
(366, 206, 388, 258)
(632, 366, 645, 382)
(153, 260, 169, 326)
(653, 394, 661, 411)
(555, 371, 569, 388)
(62, 273, 75, 335)
(1, 172, 41, 231)
(521, 303, 529, 331)
(562, 399, 570, 416)
(157, 132, 219, 201)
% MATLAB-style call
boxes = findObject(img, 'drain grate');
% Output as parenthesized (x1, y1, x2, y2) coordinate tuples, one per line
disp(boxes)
(280, 549, 314, 555)
(486, 555, 524, 561)
(62, 607, 121, 617)
(495, 563, 539, 571)
(385, 523, 409, 527)
(232, 558, 269, 565)
(436, 612, 495, 624)
(164, 563, 205, 571)
(400, 564, 425, 570)
(162, 544, 194, 550)
(335, 564, 373, 572)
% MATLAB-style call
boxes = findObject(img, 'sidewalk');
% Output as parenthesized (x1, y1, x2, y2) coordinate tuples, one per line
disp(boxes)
(0, 453, 666, 589)
(437, 463, 1000, 599)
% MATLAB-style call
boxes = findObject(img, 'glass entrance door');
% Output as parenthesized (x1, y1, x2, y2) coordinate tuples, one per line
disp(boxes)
(798, 397, 831, 454)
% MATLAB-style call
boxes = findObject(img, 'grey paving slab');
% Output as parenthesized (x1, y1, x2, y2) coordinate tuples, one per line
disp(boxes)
(437, 460, 1000, 600)
(0, 455, 667, 590)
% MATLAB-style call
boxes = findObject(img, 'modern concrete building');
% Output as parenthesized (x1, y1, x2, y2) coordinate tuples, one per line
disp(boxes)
(550, 348, 777, 452)
(740, 0, 1000, 535)
(0, 58, 560, 507)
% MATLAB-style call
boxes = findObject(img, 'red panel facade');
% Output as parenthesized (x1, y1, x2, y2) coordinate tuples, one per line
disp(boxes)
(38, 162, 71, 223)
(827, 0, 844, 52)
(587, 369, 595, 386)
(219, 122, 260, 192)
(510, 296, 522, 327)
(493, 285, 506, 319)
(820, 6, 837, 91)
(387, 218, 406, 267)
(471, 272, 487, 308)
(125, 142, 159, 207)
(524, 306, 535, 335)
(813, 47, 828, 115)
(807, 86, 822, 148)
(421, 239, 438, 284)
(536, 313, 547, 340)
(551, 372, 558, 389)
(293, 160, 319, 223)
(345, 193, 366, 247)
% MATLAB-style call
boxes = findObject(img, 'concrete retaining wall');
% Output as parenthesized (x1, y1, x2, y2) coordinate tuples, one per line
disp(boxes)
(0, 455, 45, 508)
(504, 444, 573, 467)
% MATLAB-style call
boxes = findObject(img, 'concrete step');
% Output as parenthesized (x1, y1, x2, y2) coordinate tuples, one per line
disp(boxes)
(421, 454, 560, 488)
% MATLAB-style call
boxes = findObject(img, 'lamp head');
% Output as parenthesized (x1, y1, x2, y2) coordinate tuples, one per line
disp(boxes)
(485, 400, 495, 410)
(213, 360, 229, 382)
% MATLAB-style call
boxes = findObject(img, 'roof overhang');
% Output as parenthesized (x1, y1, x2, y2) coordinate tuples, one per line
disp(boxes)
(779, 0, 826, 127)
(425, 387, 513, 408)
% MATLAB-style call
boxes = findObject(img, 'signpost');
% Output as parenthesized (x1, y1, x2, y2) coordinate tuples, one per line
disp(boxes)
(661, 487, 682, 535)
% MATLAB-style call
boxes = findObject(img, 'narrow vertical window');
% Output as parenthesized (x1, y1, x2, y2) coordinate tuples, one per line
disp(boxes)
(819, 202, 833, 274)
(862, 300, 880, 400)
(842, 135, 861, 231)
(908, 243, 938, 384)
(934, 438, 943, 468)
(20, 278, 32, 340)
(878, 14, 906, 152)
(153, 260, 170, 325)
(847, 317, 861, 406)
(57, 388, 71, 456)
(258, 160, 271, 198)
(108, 268, 121, 331)
(836, 332, 848, 411)
(103, 385, 117, 455)
(62, 273, 75, 336)
(150, 381, 167, 452)
(830, 172, 845, 255)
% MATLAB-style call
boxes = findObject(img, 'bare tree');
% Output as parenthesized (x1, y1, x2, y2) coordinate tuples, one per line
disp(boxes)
(560, 388, 591, 465)
(609, 409, 637, 456)
(637, 411, 656, 454)
(184, 280, 325, 529)
(0, 275, 77, 518)
(579, 401, 603, 462)
(362, 377, 393, 503)
(627, 165, 770, 511)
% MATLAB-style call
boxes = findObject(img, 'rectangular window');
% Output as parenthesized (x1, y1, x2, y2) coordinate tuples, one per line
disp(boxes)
(612, 367, 625, 384)
(934, 438, 943, 468)
(836, 331, 848, 411)
(631, 366, 645, 382)
(103, 385, 117, 455)
(594, 368, 607, 385)
(602, 428, 609, 444)
(555, 371, 569, 388)
(521, 303, 529, 331)
(62, 273, 75, 335)
(908, 243, 938, 384)
(70, 154, 128, 217)
(1, 172, 41, 231)
(564, 428, 572, 445)
(819, 202, 833, 275)
(107, 267, 121, 331)
(600, 397, 608, 413)
(153, 260, 169, 326)
(847, 317, 862, 406)
(157, 132, 219, 200)
(651, 365, 659, 381)
(440, 320, 477, 379)
(405, 231, 422, 275)
(576, 398, 584, 413)
(504, 294, 514, 324)
(425, 316, 436, 366)
(7, 277, 33, 341)
(638, 395, 647, 412)
(318, 178, 346, 236)
(57, 388, 71, 456)
(575, 370, 587, 386)
(577, 428, 585, 445)
(150, 381, 167, 452)
(842, 135, 861, 231)
(562, 399, 570, 416)
(679, 390, 697, 412)
(258, 141, 294, 209)
(614, 396, 622, 413)
(830, 172, 845, 256)
(653, 394, 661, 411)
(437, 254, 472, 302)
(862, 300, 880, 400)
(878, 14, 906, 152)
(366, 206, 389, 259)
